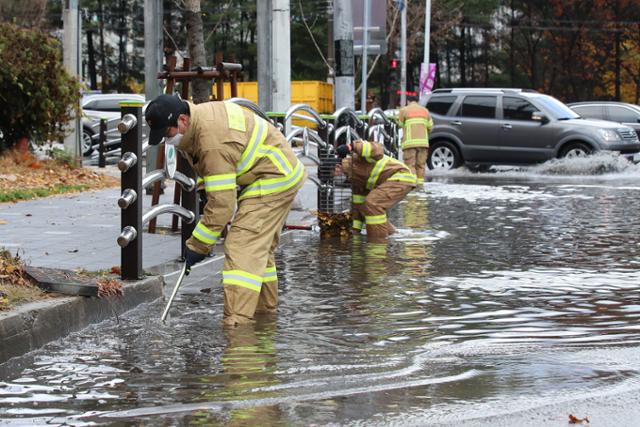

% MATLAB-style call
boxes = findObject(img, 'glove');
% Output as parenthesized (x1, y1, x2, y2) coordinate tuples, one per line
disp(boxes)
(184, 248, 206, 271)
(336, 143, 352, 159)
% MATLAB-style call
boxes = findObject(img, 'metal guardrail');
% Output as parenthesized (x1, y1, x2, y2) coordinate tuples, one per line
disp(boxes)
(115, 104, 197, 280)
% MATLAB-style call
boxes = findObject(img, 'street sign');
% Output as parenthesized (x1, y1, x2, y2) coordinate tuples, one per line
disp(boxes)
(352, 0, 387, 55)
(165, 144, 177, 179)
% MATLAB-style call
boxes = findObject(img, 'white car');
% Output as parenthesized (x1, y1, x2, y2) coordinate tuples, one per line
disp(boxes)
(81, 93, 146, 156)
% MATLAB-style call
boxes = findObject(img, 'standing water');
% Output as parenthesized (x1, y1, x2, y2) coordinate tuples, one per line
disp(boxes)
(2, 153, 640, 426)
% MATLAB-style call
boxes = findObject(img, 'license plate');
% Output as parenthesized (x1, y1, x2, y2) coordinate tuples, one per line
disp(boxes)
(634, 153, 640, 163)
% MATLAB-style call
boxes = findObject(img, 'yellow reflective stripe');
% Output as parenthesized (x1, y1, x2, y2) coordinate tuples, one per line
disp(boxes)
(223, 269, 262, 292)
(238, 160, 304, 200)
(192, 222, 220, 245)
(263, 266, 277, 282)
(417, 177, 425, 184)
(196, 177, 204, 186)
(204, 173, 236, 192)
(405, 118, 429, 126)
(352, 194, 366, 204)
(366, 156, 390, 190)
(403, 139, 429, 147)
(224, 101, 246, 132)
(365, 214, 387, 225)
(360, 141, 375, 162)
(259, 145, 293, 175)
(352, 219, 363, 230)
(388, 172, 417, 184)
(237, 116, 268, 176)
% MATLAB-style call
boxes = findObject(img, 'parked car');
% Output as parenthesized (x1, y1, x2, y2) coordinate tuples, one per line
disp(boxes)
(423, 88, 640, 170)
(568, 101, 640, 138)
(81, 93, 146, 156)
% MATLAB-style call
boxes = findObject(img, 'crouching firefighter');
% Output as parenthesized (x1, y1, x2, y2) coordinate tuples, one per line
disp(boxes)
(336, 140, 416, 242)
(145, 94, 307, 327)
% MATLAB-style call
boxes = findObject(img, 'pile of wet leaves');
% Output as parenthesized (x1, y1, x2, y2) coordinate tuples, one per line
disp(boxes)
(316, 210, 352, 239)
(0, 150, 118, 202)
(0, 250, 43, 310)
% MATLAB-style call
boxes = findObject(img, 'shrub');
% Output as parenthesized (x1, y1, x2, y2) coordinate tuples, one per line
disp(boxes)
(0, 22, 82, 151)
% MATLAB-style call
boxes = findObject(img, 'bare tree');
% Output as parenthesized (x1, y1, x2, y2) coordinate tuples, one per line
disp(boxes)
(182, 0, 210, 103)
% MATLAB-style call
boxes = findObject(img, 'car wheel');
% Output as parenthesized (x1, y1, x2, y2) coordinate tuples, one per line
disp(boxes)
(428, 141, 462, 170)
(560, 142, 591, 159)
(82, 128, 94, 156)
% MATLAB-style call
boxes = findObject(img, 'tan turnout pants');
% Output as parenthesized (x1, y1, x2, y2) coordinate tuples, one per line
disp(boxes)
(402, 147, 428, 186)
(222, 188, 299, 326)
(360, 181, 414, 242)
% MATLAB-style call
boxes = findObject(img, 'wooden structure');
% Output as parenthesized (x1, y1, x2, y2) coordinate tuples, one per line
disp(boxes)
(148, 54, 242, 234)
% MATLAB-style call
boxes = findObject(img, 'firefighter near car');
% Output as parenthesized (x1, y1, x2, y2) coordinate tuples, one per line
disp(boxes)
(145, 94, 307, 327)
(336, 140, 416, 242)
(398, 96, 433, 187)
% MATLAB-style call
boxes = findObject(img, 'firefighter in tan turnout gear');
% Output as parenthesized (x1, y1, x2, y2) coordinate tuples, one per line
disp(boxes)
(336, 140, 416, 242)
(398, 97, 433, 187)
(145, 94, 306, 327)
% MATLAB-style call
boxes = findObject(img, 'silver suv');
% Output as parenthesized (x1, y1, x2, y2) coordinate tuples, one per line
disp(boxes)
(423, 88, 640, 170)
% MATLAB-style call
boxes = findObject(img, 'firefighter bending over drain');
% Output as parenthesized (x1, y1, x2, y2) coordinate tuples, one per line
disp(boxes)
(398, 96, 433, 187)
(336, 140, 416, 242)
(145, 94, 307, 327)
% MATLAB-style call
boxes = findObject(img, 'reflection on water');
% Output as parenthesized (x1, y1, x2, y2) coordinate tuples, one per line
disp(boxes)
(2, 157, 640, 425)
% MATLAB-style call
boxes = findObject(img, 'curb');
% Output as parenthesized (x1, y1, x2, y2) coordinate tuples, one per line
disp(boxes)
(0, 276, 164, 367)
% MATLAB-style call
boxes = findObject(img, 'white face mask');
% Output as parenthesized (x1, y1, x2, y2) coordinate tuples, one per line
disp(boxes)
(164, 133, 183, 147)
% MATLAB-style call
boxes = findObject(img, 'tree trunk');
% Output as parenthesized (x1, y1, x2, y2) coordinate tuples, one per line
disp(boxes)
(460, 24, 466, 86)
(184, 0, 210, 103)
(98, 0, 107, 91)
(87, 30, 98, 90)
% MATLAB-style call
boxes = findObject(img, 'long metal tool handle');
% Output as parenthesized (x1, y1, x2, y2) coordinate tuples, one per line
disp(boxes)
(161, 263, 189, 322)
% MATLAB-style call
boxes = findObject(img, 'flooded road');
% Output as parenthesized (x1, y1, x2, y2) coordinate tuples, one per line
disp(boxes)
(2, 154, 640, 426)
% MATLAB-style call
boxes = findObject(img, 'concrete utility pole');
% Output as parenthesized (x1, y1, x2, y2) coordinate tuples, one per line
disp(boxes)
(423, 0, 430, 68)
(63, 0, 81, 162)
(334, 0, 355, 109)
(419, 0, 431, 105)
(257, 0, 291, 113)
(360, 0, 370, 113)
(399, 0, 407, 107)
(144, 0, 164, 173)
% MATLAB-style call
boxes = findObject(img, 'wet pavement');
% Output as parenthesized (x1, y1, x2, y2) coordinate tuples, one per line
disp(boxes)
(2, 153, 640, 426)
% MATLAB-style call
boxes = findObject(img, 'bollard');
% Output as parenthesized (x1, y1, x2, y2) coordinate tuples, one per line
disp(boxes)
(98, 119, 106, 168)
(118, 102, 144, 280)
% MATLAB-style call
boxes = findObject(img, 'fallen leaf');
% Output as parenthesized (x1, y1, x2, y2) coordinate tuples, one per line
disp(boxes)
(0, 220, 7, 225)
(569, 414, 590, 425)
(110, 266, 121, 276)
(68, 249, 78, 253)
(25, 214, 32, 217)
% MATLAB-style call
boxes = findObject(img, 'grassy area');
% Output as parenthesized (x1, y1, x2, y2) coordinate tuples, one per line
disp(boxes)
(0, 184, 88, 203)
(0, 150, 118, 203)
(0, 250, 46, 310)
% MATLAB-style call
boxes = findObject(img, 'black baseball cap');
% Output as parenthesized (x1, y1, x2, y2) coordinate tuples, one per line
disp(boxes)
(145, 94, 188, 145)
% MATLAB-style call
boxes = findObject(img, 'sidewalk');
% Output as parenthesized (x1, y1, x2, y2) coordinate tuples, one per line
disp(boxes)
(0, 165, 318, 273)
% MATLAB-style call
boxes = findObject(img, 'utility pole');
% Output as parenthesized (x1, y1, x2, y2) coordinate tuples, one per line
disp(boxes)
(418, 0, 431, 105)
(334, 0, 355, 109)
(272, 0, 291, 113)
(144, 0, 163, 102)
(257, 0, 291, 114)
(257, 0, 272, 111)
(327, 0, 335, 84)
(63, 0, 81, 163)
(360, 0, 370, 112)
(399, 0, 407, 107)
(145, 0, 163, 174)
